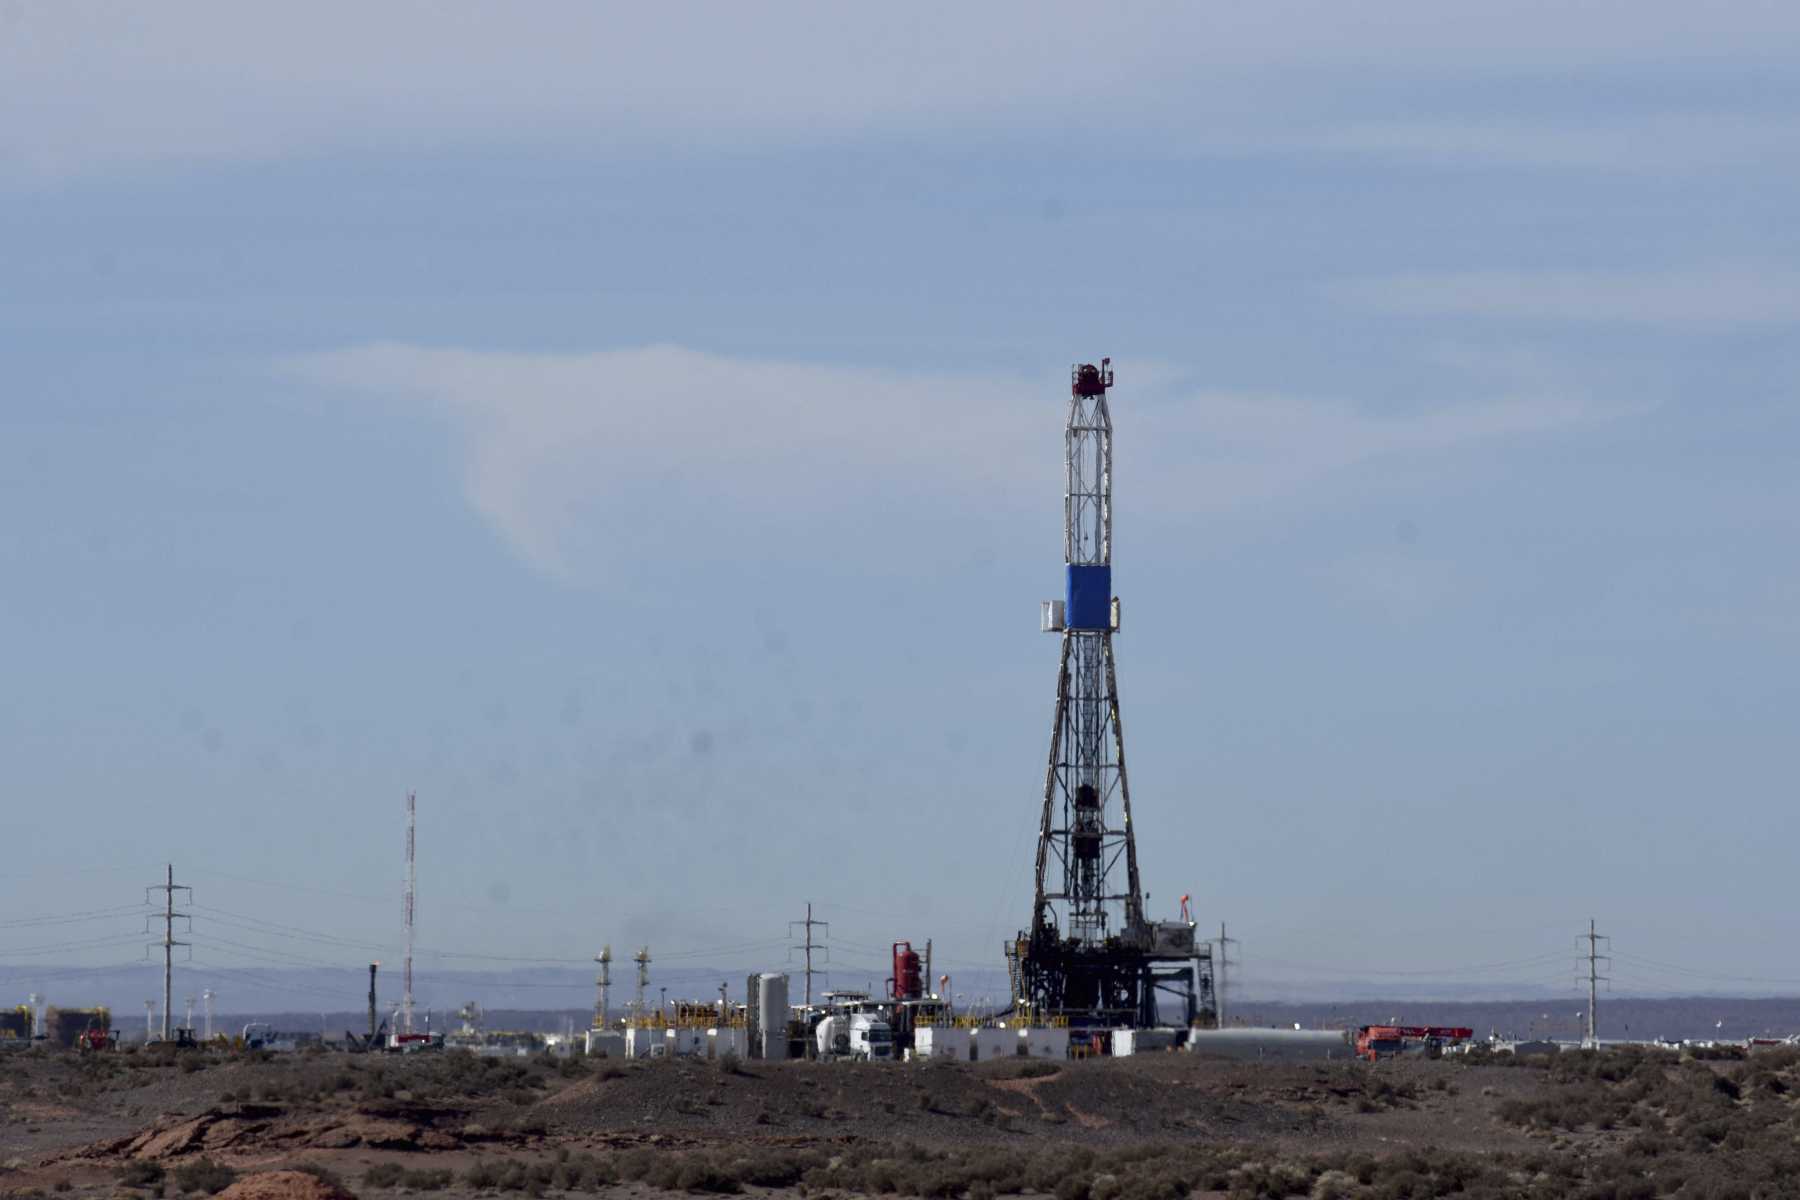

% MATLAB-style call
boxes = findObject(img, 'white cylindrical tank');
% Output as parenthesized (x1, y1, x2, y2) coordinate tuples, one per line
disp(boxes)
(756, 974, 789, 1060)
(1185, 1028, 1352, 1061)
(816, 1015, 850, 1058)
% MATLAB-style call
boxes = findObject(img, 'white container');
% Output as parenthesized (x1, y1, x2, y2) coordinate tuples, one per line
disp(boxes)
(585, 1030, 625, 1058)
(708, 1027, 747, 1058)
(1112, 1028, 1178, 1056)
(625, 1027, 668, 1059)
(972, 1027, 1016, 1061)
(670, 1028, 708, 1057)
(1184, 1028, 1350, 1061)
(1020, 1028, 1069, 1059)
(913, 1027, 970, 1061)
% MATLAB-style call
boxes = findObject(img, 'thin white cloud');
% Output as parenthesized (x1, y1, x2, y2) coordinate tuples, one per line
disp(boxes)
(1329, 267, 1800, 327)
(292, 343, 1619, 582)
(5, 1, 1798, 175)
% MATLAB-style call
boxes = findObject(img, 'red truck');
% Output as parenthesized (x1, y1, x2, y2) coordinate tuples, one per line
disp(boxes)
(1355, 1025, 1474, 1061)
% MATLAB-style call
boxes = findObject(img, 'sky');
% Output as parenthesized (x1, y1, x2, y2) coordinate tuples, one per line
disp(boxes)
(4, 1, 1800, 1008)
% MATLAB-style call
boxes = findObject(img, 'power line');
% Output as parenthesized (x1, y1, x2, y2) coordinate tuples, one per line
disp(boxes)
(0, 933, 152, 957)
(1611, 952, 1800, 988)
(0, 960, 149, 988)
(1246, 951, 1573, 978)
(188, 936, 347, 970)
(192, 903, 790, 969)
(0, 904, 151, 930)
(184, 960, 365, 1005)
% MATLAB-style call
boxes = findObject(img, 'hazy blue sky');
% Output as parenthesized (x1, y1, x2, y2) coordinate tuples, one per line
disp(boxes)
(4, 2, 1800, 1004)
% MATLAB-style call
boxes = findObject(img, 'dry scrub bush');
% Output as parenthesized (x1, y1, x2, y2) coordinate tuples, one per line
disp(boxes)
(173, 1158, 237, 1195)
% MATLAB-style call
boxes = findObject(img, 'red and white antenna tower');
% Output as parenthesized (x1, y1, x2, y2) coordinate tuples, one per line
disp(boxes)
(403, 790, 416, 1035)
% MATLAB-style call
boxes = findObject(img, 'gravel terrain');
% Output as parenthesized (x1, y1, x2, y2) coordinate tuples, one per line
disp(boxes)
(3, 1043, 1796, 1198)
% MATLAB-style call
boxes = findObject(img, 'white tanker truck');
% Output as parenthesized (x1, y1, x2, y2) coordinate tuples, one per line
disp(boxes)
(815, 1011, 894, 1061)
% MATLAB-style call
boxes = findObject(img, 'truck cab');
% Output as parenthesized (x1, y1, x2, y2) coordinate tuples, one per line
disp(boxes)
(848, 1013, 893, 1060)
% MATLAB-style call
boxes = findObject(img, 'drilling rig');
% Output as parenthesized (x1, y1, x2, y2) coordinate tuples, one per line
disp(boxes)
(1007, 360, 1216, 1030)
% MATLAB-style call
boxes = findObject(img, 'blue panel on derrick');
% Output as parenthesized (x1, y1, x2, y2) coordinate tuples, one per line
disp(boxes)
(1066, 565, 1112, 630)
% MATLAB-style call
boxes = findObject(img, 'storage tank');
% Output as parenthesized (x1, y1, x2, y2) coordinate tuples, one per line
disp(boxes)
(816, 1014, 850, 1058)
(889, 942, 923, 1001)
(45, 1007, 110, 1048)
(755, 973, 789, 1061)
(1185, 1028, 1352, 1061)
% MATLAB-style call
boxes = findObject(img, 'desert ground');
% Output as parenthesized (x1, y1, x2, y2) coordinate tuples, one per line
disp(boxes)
(3, 1043, 1797, 1199)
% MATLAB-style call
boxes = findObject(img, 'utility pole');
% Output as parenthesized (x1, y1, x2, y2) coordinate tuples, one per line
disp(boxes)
(632, 947, 651, 1020)
(1582, 918, 1610, 1049)
(789, 903, 828, 1007)
(594, 946, 612, 1029)
(146, 864, 190, 1043)
(403, 792, 416, 1035)
(1211, 922, 1239, 1028)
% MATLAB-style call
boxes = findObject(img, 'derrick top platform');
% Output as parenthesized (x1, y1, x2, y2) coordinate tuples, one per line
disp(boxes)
(1072, 359, 1113, 397)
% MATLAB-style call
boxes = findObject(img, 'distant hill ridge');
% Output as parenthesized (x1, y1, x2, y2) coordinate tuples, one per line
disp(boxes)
(9, 964, 1798, 1042)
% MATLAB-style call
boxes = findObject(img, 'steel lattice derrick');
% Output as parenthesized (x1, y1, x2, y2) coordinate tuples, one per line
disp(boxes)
(1013, 359, 1213, 1031)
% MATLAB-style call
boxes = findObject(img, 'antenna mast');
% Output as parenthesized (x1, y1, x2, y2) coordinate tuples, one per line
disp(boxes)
(403, 792, 416, 1035)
